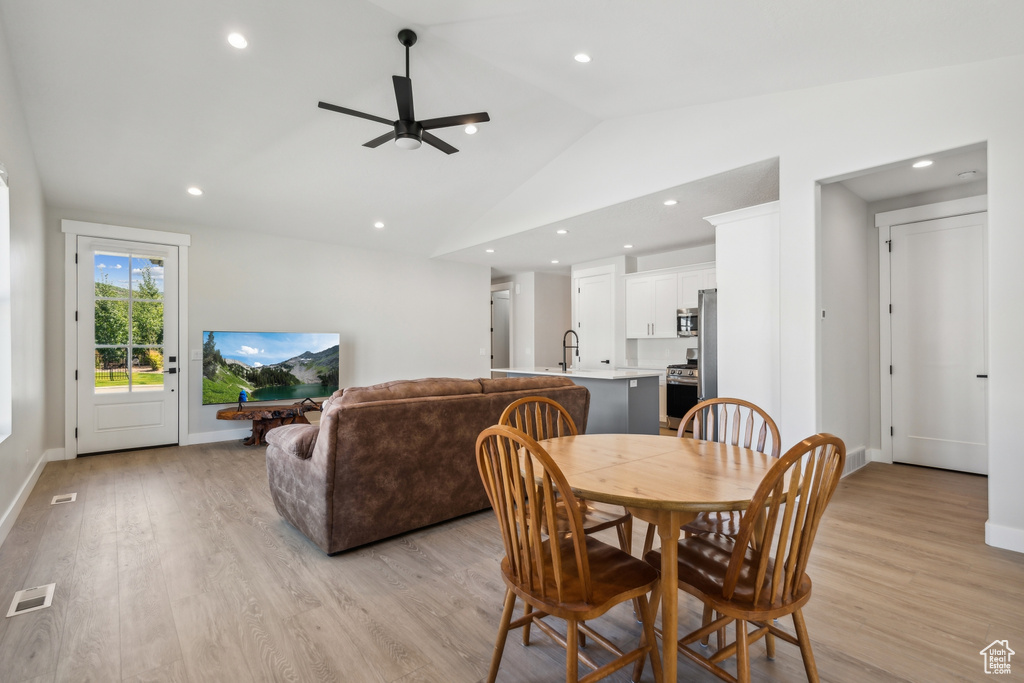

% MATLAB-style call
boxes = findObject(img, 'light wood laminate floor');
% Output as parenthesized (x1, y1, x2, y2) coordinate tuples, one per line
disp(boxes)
(0, 441, 1021, 682)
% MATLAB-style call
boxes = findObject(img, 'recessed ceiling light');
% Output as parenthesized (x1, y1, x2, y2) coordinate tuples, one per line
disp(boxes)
(556, 229, 568, 235)
(465, 125, 478, 135)
(624, 244, 633, 249)
(187, 186, 203, 196)
(227, 33, 248, 49)
(663, 199, 678, 206)
(551, 260, 560, 264)
(373, 221, 384, 229)
(912, 159, 933, 168)
(485, 248, 494, 253)
(574, 53, 591, 63)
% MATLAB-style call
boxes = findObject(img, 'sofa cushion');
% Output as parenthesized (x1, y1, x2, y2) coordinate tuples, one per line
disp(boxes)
(479, 376, 576, 393)
(265, 423, 319, 459)
(339, 377, 482, 404)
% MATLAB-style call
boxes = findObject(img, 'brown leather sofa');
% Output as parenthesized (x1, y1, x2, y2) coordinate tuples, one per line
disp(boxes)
(265, 376, 590, 554)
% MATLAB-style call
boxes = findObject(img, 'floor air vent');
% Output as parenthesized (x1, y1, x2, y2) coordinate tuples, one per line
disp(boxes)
(51, 493, 77, 505)
(6, 583, 55, 618)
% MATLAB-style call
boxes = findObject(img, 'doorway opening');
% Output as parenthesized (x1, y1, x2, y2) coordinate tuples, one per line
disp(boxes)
(817, 142, 988, 475)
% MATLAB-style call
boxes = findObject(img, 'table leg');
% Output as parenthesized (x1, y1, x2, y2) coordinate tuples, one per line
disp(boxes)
(659, 511, 682, 683)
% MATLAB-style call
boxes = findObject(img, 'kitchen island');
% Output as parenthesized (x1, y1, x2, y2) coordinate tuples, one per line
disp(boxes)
(495, 367, 660, 435)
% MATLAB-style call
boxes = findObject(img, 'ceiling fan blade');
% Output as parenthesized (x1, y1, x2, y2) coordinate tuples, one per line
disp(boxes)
(318, 101, 394, 126)
(363, 130, 397, 148)
(393, 76, 414, 121)
(422, 131, 458, 155)
(419, 112, 490, 131)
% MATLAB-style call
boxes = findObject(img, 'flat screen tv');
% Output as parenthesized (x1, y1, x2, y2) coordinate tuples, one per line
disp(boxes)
(201, 331, 340, 405)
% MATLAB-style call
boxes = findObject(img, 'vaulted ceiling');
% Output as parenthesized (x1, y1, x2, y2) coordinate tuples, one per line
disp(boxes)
(1, 1, 1020, 273)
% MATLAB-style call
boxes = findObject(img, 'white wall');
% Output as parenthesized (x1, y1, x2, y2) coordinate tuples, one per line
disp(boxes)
(635, 244, 716, 271)
(451, 56, 1024, 552)
(186, 229, 491, 438)
(0, 23, 50, 547)
(711, 203, 781, 433)
(509, 272, 534, 367)
(819, 184, 871, 453)
(532, 272, 571, 367)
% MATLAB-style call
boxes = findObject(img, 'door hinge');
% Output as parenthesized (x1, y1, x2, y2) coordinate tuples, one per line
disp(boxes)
(75, 310, 78, 321)
(889, 365, 893, 375)
(75, 253, 78, 264)
(888, 304, 892, 314)
(75, 428, 78, 439)
(887, 240, 892, 252)
(74, 370, 77, 380)
(890, 426, 894, 436)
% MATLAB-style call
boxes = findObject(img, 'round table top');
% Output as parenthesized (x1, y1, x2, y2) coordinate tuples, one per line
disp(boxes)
(538, 433, 775, 513)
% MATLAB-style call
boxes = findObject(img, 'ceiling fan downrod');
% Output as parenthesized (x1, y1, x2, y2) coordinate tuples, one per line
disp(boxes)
(397, 28, 416, 80)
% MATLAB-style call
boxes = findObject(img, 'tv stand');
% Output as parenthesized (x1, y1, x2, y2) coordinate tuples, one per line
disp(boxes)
(216, 401, 321, 446)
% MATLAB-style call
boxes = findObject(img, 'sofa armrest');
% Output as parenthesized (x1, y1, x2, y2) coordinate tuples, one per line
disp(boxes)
(266, 423, 319, 460)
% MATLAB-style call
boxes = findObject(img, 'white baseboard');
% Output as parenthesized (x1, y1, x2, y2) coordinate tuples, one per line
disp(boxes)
(0, 450, 50, 549)
(46, 447, 67, 462)
(188, 427, 251, 445)
(867, 447, 888, 463)
(985, 521, 1024, 554)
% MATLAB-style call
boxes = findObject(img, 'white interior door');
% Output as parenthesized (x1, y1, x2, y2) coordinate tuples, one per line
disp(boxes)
(890, 213, 987, 474)
(576, 273, 614, 370)
(77, 236, 179, 454)
(491, 289, 510, 369)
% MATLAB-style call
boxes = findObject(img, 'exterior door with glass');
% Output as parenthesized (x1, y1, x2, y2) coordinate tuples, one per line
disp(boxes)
(77, 236, 179, 454)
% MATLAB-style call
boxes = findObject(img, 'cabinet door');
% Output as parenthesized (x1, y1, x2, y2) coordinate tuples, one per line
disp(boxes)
(652, 274, 678, 337)
(702, 267, 717, 290)
(678, 270, 702, 309)
(625, 276, 654, 338)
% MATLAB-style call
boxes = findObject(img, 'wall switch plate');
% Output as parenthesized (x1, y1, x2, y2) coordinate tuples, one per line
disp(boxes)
(190, 349, 202, 361)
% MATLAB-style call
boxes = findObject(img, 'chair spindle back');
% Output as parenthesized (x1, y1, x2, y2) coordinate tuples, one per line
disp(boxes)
(682, 398, 781, 458)
(724, 433, 845, 608)
(499, 396, 579, 440)
(476, 425, 592, 604)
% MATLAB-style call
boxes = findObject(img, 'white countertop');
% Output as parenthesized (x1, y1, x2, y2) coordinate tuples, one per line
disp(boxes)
(496, 367, 663, 380)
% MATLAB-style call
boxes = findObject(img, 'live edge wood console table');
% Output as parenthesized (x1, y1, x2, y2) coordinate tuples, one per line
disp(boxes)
(216, 401, 321, 446)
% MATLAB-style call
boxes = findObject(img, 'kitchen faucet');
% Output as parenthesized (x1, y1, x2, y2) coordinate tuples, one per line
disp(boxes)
(560, 329, 579, 372)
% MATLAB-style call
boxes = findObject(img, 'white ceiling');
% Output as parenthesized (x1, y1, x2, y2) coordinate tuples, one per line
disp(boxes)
(0, 1, 1018, 274)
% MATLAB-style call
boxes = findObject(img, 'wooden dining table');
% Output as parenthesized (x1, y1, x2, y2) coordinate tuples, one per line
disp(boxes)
(538, 433, 776, 683)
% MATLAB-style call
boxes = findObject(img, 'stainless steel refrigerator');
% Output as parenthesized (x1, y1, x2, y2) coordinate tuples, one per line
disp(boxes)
(697, 288, 718, 401)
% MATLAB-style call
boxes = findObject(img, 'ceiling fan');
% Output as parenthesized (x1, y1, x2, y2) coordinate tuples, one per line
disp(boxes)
(318, 29, 490, 155)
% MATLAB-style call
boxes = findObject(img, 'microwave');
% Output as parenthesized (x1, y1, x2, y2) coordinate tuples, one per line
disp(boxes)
(677, 308, 698, 337)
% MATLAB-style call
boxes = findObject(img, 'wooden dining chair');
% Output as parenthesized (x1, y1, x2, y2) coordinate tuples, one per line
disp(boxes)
(476, 425, 662, 683)
(642, 398, 781, 556)
(500, 397, 633, 554)
(637, 433, 846, 683)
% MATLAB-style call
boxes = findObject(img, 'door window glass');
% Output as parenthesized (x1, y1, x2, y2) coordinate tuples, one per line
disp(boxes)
(93, 251, 165, 392)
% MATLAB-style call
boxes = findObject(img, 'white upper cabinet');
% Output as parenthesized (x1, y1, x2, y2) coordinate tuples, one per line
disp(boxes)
(677, 267, 716, 309)
(626, 272, 679, 338)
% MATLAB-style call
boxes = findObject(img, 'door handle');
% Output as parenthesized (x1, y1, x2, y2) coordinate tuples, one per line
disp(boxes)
(977, 374, 988, 378)
(164, 368, 177, 374)
(601, 359, 610, 364)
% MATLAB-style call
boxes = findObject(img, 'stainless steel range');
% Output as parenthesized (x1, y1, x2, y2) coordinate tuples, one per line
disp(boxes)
(665, 362, 699, 429)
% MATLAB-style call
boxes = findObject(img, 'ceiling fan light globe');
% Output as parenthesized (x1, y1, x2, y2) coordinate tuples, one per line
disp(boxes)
(395, 136, 421, 150)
